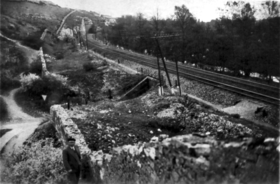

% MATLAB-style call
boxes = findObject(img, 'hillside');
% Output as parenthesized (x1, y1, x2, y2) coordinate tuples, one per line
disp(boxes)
(1, 0, 67, 37)
(0, 1, 279, 184)
(0, 0, 109, 42)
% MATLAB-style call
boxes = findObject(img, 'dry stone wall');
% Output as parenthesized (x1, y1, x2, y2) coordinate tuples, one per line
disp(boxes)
(50, 105, 110, 182)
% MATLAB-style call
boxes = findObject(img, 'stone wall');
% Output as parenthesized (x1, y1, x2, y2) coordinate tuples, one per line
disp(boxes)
(50, 105, 110, 183)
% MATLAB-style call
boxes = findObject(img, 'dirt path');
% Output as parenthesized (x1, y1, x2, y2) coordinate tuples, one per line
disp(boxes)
(0, 33, 39, 63)
(222, 100, 279, 131)
(56, 10, 77, 35)
(0, 88, 43, 155)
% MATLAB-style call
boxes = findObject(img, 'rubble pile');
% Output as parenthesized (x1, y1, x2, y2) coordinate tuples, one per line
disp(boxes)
(103, 134, 279, 184)
(184, 111, 255, 139)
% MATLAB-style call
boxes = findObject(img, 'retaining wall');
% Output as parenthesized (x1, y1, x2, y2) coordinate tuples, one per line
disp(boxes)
(50, 105, 109, 183)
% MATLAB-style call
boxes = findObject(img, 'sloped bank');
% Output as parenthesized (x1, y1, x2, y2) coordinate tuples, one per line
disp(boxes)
(89, 49, 279, 129)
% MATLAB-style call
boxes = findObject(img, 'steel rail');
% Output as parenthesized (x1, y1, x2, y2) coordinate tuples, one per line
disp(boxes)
(88, 40, 280, 106)
(110, 45, 279, 97)
(106, 44, 279, 93)
(108, 45, 279, 93)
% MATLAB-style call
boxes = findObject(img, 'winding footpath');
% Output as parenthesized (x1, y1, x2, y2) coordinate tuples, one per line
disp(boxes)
(0, 33, 39, 64)
(0, 89, 43, 155)
(56, 10, 77, 35)
(0, 33, 43, 155)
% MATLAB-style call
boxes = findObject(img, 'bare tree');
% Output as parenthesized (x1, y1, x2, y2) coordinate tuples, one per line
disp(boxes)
(174, 5, 193, 62)
(261, 1, 280, 18)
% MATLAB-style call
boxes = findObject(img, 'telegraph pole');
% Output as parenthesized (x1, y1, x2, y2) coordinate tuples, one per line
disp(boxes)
(175, 60, 181, 96)
(85, 26, 88, 50)
(155, 38, 172, 88)
(137, 33, 182, 91)
(156, 48, 162, 95)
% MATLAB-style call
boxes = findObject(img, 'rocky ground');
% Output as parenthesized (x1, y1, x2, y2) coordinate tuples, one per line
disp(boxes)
(104, 133, 279, 184)
(66, 87, 279, 155)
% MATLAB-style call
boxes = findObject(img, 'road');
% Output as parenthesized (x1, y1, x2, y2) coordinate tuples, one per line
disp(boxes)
(0, 88, 43, 155)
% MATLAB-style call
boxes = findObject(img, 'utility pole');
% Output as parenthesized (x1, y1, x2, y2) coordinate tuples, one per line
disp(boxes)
(155, 38, 172, 88)
(175, 60, 181, 96)
(85, 26, 88, 50)
(172, 47, 181, 96)
(156, 48, 162, 95)
(137, 31, 182, 91)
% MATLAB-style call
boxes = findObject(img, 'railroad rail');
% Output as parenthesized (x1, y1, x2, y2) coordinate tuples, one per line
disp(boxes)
(88, 40, 280, 107)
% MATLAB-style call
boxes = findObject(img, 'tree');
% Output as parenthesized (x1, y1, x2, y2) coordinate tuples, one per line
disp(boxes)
(136, 13, 145, 50)
(261, 1, 280, 18)
(218, 1, 257, 77)
(174, 5, 194, 62)
(88, 24, 97, 34)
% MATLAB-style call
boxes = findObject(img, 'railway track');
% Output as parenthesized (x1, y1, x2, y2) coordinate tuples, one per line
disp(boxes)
(88, 40, 280, 107)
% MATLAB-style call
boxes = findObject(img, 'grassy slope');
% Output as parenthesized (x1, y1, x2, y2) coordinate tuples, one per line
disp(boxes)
(0, 0, 101, 39)
(0, 37, 27, 94)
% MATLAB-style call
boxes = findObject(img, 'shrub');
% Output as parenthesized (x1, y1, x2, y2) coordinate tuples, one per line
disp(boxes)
(0, 72, 21, 93)
(20, 72, 69, 96)
(29, 56, 52, 75)
(83, 62, 97, 72)
(21, 33, 43, 50)
(0, 97, 9, 121)
(29, 59, 43, 75)
(1, 138, 67, 184)
(28, 78, 48, 95)
(54, 52, 64, 60)
(46, 73, 68, 86)
(34, 73, 68, 95)
(20, 73, 41, 92)
(231, 113, 241, 119)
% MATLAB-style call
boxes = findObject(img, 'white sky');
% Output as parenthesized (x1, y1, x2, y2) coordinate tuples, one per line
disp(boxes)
(48, 0, 270, 22)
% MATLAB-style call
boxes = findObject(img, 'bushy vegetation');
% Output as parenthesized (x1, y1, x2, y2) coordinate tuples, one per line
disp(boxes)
(0, 38, 28, 93)
(20, 73, 41, 92)
(29, 58, 45, 75)
(20, 72, 69, 96)
(0, 39, 28, 72)
(0, 97, 9, 121)
(83, 62, 97, 72)
(1, 138, 67, 184)
(104, 1, 279, 80)
(0, 72, 21, 94)
(21, 30, 44, 50)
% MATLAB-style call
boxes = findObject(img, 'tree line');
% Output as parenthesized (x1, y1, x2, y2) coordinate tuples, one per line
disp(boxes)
(97, 1, 279, 81)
